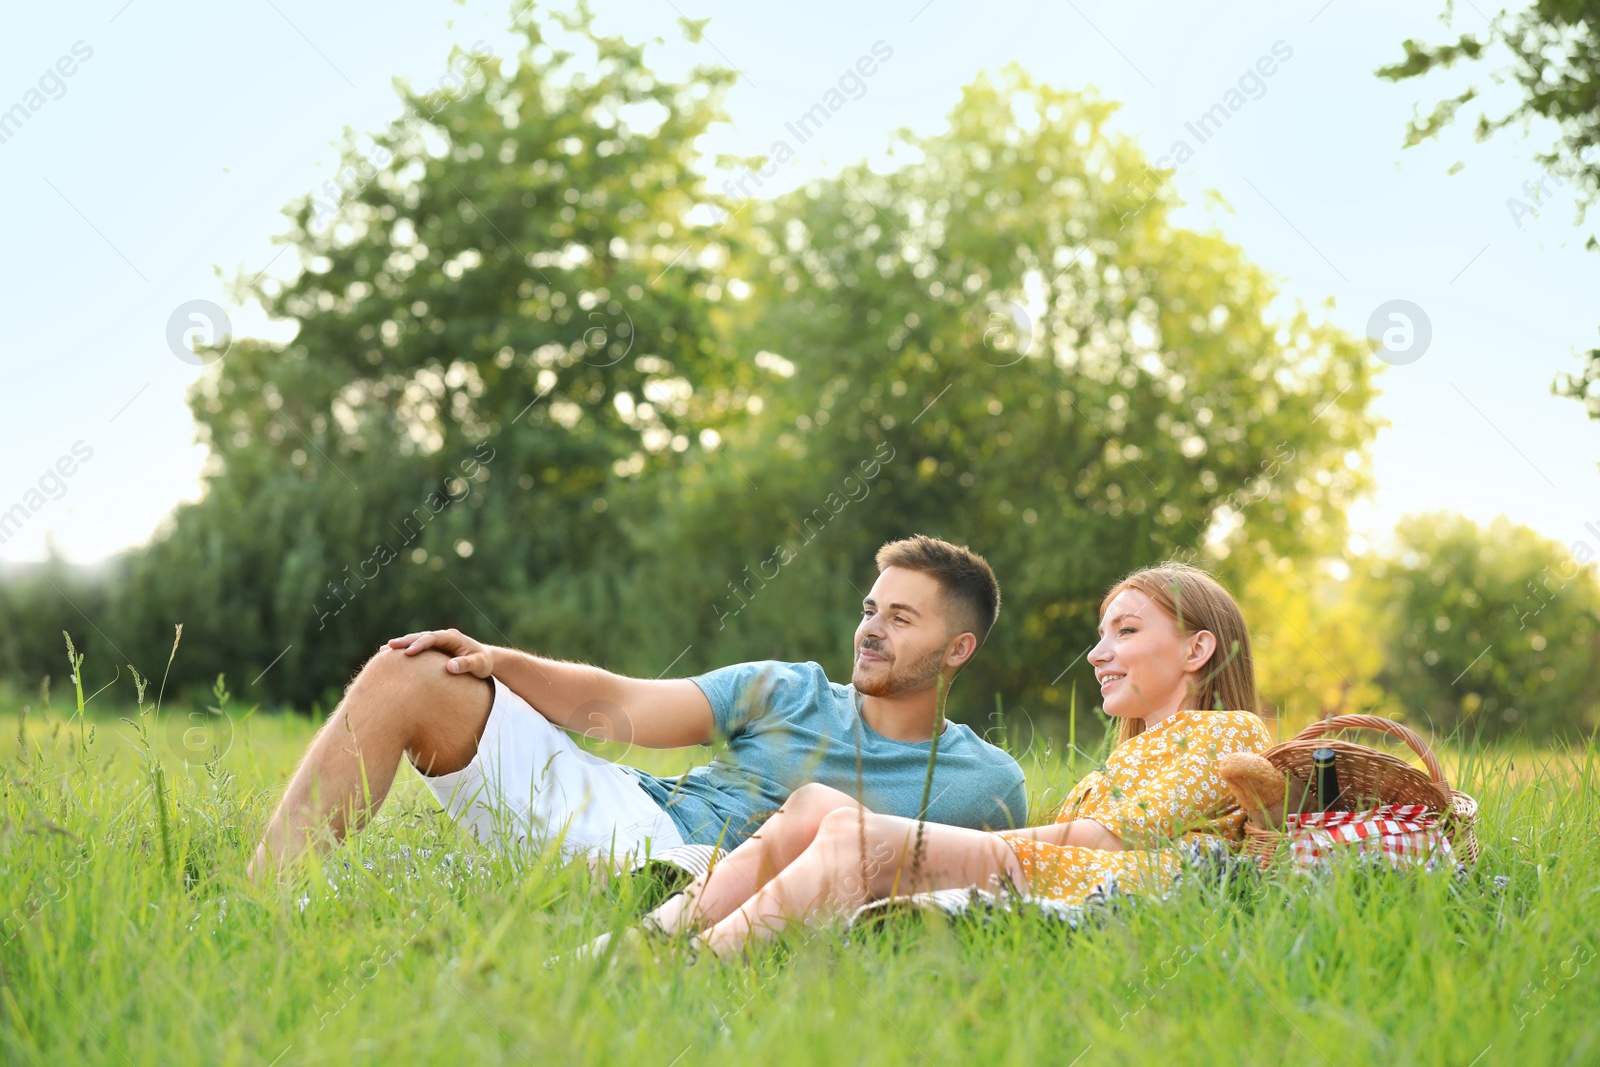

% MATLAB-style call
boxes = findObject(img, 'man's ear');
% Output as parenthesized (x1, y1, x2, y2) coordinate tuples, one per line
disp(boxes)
(945, 631, 979, 670)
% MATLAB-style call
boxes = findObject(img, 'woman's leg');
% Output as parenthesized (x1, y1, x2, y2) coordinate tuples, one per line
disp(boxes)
(647, 783, 866, 936)
(701, 808, 1027, 955)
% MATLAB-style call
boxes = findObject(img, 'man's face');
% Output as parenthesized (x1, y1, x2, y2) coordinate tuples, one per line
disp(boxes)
(852, 567, 958, 698)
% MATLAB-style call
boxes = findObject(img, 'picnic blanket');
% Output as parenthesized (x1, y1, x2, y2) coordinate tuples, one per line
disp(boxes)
(627, 824, 1476, 932)
(631, 836, 1256, 930)
(631, 843, 724, 880)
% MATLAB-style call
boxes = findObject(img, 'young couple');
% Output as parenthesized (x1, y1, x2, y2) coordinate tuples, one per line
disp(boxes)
(250, 535, 1273, 957)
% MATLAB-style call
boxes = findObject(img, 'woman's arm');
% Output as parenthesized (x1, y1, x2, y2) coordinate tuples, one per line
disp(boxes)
(998, 818, 1123, 851)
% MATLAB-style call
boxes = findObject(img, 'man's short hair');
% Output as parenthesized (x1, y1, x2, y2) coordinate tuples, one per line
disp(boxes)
(874, 535, 1001, 645)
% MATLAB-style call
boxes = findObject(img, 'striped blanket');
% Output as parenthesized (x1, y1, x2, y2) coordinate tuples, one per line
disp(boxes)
(629, 836, 1254, 929)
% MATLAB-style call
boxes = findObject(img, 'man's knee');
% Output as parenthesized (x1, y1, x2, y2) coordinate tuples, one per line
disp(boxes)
(354, 646, 477, 707)
(349, 647, 492, 773)
(354, 645, 432, 689)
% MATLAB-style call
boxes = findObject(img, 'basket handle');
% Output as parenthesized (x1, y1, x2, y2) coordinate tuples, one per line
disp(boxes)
(1290, 714, 1449, 789)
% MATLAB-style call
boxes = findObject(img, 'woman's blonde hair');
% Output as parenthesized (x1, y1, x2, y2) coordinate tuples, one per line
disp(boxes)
(1099, 561, 1258, 744)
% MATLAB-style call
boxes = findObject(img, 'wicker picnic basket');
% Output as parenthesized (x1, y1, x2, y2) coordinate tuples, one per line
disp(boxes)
(1241, 714, 1479, 867)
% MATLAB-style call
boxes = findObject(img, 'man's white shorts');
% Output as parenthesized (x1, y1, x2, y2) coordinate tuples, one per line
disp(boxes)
(421, 675, 685, 863)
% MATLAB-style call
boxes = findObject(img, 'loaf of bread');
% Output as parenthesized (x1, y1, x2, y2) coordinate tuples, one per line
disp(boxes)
(1217, 752, 1292, 830)
(1218, 752, 1284, 808)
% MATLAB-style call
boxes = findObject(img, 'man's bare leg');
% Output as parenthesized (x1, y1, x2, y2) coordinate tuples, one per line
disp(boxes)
(247, 646, 494, 879)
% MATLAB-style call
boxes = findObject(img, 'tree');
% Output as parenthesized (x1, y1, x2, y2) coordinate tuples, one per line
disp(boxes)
(1234, 551, 1395, 733)
(1377, 2, 1600, 425)
(633, 68, 1382, 730)
(107, 8, 738, 707)
(0, 553, 114, 706)
(20, 42, 1386, 730)
(1359, 512, 1600, 741)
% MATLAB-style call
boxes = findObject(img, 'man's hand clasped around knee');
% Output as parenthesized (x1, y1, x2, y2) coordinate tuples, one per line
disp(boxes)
(386, 629, 496, 678)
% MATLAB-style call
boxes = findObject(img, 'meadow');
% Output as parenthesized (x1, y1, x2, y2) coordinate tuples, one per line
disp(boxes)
(2, 658, 1597, 1067)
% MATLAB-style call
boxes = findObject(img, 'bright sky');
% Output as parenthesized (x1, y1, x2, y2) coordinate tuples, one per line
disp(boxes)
(3, 0, 1598, 567)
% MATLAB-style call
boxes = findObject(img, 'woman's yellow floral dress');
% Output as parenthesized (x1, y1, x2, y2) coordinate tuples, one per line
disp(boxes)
(1004, 709, 1274, 902)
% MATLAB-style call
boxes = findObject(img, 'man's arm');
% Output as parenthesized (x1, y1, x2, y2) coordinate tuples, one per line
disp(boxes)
(385, 629, 715, 748)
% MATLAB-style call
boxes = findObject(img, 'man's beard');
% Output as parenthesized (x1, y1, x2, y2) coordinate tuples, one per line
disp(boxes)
(852, 642, 946, 697)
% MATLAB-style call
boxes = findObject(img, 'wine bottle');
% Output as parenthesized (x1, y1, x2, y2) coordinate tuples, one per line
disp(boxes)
(1312, 747, 1342, 812)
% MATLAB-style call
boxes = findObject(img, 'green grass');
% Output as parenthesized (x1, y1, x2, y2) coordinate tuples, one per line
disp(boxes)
(2, 666, 1598, 1066)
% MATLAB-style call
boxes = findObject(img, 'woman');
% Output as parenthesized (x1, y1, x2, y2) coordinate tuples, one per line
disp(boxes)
(602, 562, 1274, 957)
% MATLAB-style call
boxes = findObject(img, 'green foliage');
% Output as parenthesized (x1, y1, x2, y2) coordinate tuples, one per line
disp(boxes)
(0, 557, 115, 707)
(3, 665, 1598, 1065)
(1237, 551, 1394, 727)
(1360, 513, 1600, 741)
(5, 16, 1390, 742)
(649, 68, 1378, 721)
(9, 7, 1600, 746)
(101, 8, 740, 707)
(1377, 1, 1600, 425)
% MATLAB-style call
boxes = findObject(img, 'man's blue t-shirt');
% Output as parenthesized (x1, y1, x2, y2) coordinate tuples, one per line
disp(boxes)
(621, 660, 1028, 848)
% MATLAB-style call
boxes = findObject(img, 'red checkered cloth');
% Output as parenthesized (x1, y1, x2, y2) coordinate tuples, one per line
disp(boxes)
(1286, 803, 1454, 872)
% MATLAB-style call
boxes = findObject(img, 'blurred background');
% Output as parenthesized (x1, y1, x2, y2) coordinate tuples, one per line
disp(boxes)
(2, 0, 1598, 744)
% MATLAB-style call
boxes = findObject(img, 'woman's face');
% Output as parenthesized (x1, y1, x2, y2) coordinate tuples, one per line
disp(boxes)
(1086, 587, 1215, 725)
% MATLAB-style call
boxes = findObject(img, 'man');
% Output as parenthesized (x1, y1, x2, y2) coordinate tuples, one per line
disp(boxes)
(248, 534, 1026, 878)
